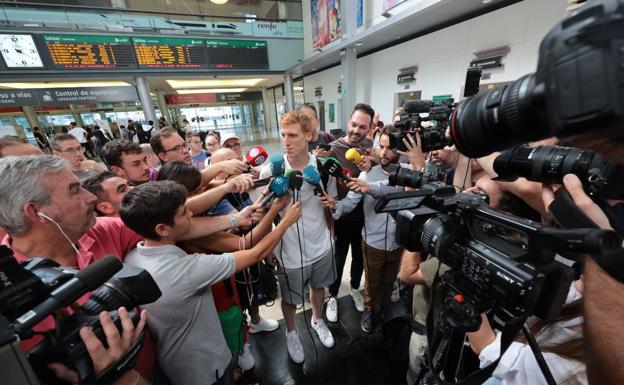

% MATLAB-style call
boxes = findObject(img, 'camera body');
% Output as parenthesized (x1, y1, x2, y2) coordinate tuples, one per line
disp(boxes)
(380, 183, 620, 326)
(390, 99, 453, 153)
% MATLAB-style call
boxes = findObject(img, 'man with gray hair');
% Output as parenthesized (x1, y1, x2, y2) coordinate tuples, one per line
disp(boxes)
(0, 155, 267, 382)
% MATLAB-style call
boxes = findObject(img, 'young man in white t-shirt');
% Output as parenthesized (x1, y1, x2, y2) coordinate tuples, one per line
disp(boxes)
(259, 110, 339, 364)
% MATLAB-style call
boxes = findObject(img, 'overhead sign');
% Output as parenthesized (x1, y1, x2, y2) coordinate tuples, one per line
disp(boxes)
(397, 73, 415, 84)
(165, 91, 262, 105)
(432, 94, 453, 103)
(0, 87, 138, 106)
(42, 34, 136, 69)
(470, 56, 503, 69)
(205, 39, 269, 70)
(132, 36, 208, 69)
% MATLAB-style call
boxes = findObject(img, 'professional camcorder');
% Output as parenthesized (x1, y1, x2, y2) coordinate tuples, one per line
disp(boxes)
(0, 246, 162, 385)
(391, 98, 454, 153)
(449, 0, 624, 158)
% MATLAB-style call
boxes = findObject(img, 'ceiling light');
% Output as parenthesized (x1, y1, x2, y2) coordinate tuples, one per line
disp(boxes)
(0, 81, 131, 89)
(176, 88, 247, 94)
(210, 0, 229, 4)
(395, 35, 401, 39)
(482, 0, 493, 3)
(355, 42, 363, 46)
(166, 78, 265, 89)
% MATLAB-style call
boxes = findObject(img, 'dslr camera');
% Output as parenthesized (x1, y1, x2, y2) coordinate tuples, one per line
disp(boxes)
(0, 246, 162, 385)
(390, 98, 454, 153)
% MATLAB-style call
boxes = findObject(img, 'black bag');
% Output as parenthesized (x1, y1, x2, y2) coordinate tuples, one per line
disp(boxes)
(234, 262, 278, 310)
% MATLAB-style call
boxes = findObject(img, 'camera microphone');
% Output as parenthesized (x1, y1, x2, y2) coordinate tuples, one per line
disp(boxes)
(259, 175, 290, 206)
(323, 157, 351, 182)
(404, 100, 433, 114)
(269, 155, 285, 177)
(244, 146, 268, 169)
(303, 165, 325, 195)
(345, 148, 362, 164)
(12, 255, 122, 336)
(288, 170, 304, 201)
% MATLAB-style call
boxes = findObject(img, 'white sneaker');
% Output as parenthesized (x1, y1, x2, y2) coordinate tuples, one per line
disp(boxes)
(249, 318, 280, 334)
(286, 330, 305, 364)
(311, 318, 335, 348)
(350, 288, 365, 312)
(238, 343, 255, 371)
(326, 297, 338, 323)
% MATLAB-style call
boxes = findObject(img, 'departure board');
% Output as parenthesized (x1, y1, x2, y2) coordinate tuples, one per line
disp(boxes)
(42, 34, 137, 69)
(205, 40, 269, 70)
(132, 37, 208, 69)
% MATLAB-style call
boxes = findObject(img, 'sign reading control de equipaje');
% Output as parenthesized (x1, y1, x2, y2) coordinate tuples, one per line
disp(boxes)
(0, 86, 138, 107)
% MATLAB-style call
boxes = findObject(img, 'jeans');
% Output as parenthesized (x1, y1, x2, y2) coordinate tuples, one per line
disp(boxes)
(329, 218, 364, 297)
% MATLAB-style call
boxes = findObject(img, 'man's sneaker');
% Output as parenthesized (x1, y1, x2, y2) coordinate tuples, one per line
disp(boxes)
(361, 309, 374, 333)
(249, 318, 280, 334)
(311, 318, 335, 348)
(350, 288, 365, 312)
(325, 297, 338, 323)
(286, 330, 305, 364)
(238, 343, 255, 371)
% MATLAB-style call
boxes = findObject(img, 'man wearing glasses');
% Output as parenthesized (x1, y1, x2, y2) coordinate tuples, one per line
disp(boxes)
(221, 134, 242, 160)
(51, 133, 105, 180)
(150, 128, 193, 165)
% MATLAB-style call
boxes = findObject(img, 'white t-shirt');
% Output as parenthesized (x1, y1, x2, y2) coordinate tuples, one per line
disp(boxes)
(69, 126, 88, 143)
(259, 154, 337, 269)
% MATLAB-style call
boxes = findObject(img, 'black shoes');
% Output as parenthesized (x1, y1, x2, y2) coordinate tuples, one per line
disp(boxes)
(361, 309, 374, 333)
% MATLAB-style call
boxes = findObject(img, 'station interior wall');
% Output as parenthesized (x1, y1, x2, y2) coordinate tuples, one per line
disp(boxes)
(301, 0, 568, 131)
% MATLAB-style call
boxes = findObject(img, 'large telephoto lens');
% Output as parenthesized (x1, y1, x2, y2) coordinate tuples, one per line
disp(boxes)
(450, 73, 546, 158)
(493, 145, 591, 184)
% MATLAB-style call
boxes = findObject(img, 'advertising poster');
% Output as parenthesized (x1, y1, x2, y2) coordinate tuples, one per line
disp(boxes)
(383, 0, 407, 12)
(311, 0, 341, 49)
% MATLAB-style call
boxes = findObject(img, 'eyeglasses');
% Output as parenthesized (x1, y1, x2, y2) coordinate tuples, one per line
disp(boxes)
(60, 146, 84, 154)
(163, 143, 190, 153)
(224, 141, 241, 150)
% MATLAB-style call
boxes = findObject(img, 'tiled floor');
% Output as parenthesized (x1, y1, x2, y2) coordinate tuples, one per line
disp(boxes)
(247, 296, 408, 385)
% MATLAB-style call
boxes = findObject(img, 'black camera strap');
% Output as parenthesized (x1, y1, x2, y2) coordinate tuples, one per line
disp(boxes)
(425, 272, 525, 385)
(83, 332, 144, 385)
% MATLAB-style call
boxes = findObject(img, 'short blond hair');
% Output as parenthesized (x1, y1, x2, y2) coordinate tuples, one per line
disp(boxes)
(279, 110, 313, 135)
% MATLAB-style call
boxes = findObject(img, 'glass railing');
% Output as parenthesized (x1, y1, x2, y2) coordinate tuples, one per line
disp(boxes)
(0, 1, 303, 38)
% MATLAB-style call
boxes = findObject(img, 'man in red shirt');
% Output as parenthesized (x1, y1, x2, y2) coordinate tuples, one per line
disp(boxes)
(0, 155, 264, 384)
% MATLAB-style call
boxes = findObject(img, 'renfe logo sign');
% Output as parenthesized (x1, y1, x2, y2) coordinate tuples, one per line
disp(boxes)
(253, 21, 287, 37)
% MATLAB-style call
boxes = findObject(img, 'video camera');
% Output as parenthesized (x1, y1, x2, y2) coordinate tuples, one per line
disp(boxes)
(390, 98, 454, 153)
(376, 183, 620, 326)
(0, 246, 162, 385)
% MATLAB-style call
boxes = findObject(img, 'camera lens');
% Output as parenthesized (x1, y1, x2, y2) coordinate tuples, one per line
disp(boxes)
(451, 73, 545, 158)
(420, 214, 461, 258)
(389, 167, 422, 189)
(494, 145, 589, 183)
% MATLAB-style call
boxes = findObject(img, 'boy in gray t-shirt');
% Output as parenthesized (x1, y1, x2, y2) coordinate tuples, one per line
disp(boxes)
(119, 181, 301, 385)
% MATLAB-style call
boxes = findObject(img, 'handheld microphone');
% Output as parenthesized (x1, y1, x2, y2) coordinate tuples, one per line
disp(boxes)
(12, 255, 123, 335)
(345, 148, 362, 164)
(259, 175, 290, 206)
(288, 170, 304, 201)
(303, 165, 325, 195)
(269, 155, 285, 177)
(323, 157, 351, 182)
(244, 146, 268, 169)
